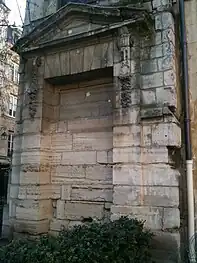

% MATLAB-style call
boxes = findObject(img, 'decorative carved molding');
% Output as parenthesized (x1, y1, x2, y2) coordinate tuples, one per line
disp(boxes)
(27, 57, 42, 119)
(117, 26, 133, 77)
(117, 26, 133, 108)
(15, 4, 152, 54)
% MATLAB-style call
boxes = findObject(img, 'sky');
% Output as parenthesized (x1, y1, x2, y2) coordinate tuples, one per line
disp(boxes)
(5, 0, 26, 26)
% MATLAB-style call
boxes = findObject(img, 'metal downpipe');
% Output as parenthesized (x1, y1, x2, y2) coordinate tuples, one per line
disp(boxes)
(179, 0, 195, 260)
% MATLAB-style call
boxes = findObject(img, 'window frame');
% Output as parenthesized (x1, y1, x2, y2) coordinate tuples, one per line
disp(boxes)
(7, 131, 14, 158)
(10, 62, 19, 84)
(8, 94, 17, 118)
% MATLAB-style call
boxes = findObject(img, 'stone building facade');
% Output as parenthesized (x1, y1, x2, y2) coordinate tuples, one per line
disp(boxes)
(8, 0, 184, 261)
(0, 2, 19, 167)
(0, 1, 21, 237)
(0, 48, 20, 238)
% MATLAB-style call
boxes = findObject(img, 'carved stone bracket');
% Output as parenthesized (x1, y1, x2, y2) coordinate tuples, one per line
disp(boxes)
(117, 26, 132, 76)
(117, 26, 134, 108)
(27, 57, 42, 119)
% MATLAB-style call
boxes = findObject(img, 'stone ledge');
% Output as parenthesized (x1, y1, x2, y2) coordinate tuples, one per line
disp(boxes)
(140, 105, 177, 120)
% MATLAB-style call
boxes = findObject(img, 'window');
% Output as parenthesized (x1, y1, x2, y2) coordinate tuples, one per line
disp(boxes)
(7, 26, 21, 45)
(7, 131, 14, 157)
(9, 95, 17, 117)
(0, 61, 5, 86)
(10, 64, 14, 81)
(0, 27, 6, 43)
(7, 26, 12, 44)
(10, 63, 19, 84)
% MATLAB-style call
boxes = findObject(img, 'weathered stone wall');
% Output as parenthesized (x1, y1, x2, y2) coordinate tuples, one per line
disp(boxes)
(47, 79, 113, 233)
(9, 1, 182, 261)
(8, 41, 115, 236)
(111, 3, 181, 261)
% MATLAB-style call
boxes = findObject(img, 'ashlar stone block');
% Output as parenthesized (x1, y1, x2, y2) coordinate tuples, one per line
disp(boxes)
(22, 134, 42, 150)
(52, 165, 86, 179)
(113, 125, 141, 148)
(113, 146, 169, 164)
(73, 132, 112, 151)
(142, 125, 152, 146)
(61, 185, 71, 200)
(156, 86, 176, 106)
(71, 187, 113, 202)
(144, 186, 179, 207)
(163, 208, 180, 229)
(18, 185, 60, 200)
(85, 165, 112, 181)
(157, 55, 175, 71)
(51, 133, 72, 151)
(142, 146, 169, 163)
(50, 219, 69, 232)
(152, 123, 181, 147)
(141, 59, 158, 74)
(162, 12, 175, 30)
(113, 147, 141, 164)
(56, 200, 65, 219)
(150, 45, 163, 58)
(8, 200, 16, 218)
(67, 116, 112, 132)
(14, 219, 50, 235)
(9, 185, 19, 199)
(111, 205, 163, 230)
(141, 89, 156, 105)
(113, 163, 179, 186)
(113, 185, 179, 207)
(62, 151, 97, 165)
(19, 171, 50, 185)
(64, 202, 104, 220)
(96, 150, 112, 164)
(141, 72, 163, 89)
(152, 0, 172, 11)
(16, 200, 52, 221)
(20, 151, 50, 165)
(113, 106, 140, 125)
(162, 28, 175, 45)
(164, 69, 176, 86)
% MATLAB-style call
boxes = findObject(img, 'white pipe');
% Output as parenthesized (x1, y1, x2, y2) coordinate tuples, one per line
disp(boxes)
(186, 160, 195, 261)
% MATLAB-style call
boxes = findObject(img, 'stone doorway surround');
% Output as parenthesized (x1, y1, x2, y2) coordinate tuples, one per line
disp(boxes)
(45, 71, 114, 232)
(8, 3, 181, 259)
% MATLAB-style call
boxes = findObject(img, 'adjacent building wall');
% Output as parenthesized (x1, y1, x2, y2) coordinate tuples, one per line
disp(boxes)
(0, 2, 21, 238)
(24, 0, 57, 25)
(185, 0, 197, 229)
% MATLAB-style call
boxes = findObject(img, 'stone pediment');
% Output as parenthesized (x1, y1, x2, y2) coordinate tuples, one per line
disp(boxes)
(14, 3, 152, 53)
(34, 17, 106, 45)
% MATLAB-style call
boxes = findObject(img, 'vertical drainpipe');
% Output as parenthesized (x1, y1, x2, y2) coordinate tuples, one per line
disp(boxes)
(179, 0, 195, 258)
